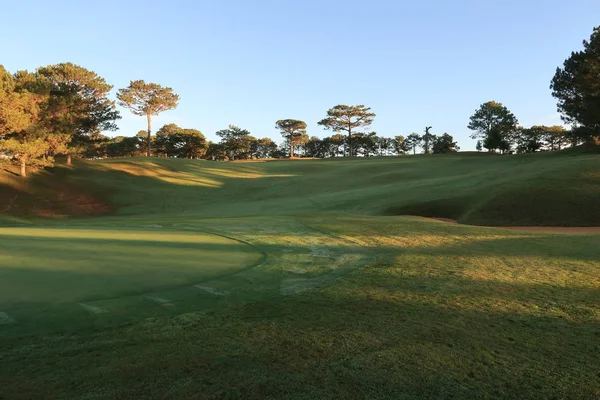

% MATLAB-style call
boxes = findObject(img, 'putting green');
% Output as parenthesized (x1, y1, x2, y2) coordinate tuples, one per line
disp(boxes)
(0, 226, 264, 308)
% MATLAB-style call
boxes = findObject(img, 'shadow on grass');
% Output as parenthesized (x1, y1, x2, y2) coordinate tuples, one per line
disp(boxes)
(1, 273, 597, 399)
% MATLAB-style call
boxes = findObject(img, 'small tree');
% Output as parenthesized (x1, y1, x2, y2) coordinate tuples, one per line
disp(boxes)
(215, 125, 253, 160)
(253, 137, 278, 159)
(432, 133, 459, 154)
(179, 129, 208, 159)
(476, 140, 483, 152)
(318, 105, 375, 157)
(421, 126, 435, 154)
(516, 126, 545, 153)
(542, 125, 569, 151)
(117, 80, 179, 157)
(405, 133, 422, 155)
(393, 135, 407, 155)
(0, 138, 51, 177)
(468, 101, 518, 153)
(275, 119, 307, 158)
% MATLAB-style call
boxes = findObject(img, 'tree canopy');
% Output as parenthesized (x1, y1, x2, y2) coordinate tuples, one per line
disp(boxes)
(155, 123, 208, 159)
(551, 27, 600, 136)
(35, 62, 120, 164)
(468, 101, 519, 153)
(275, 119, 307, 158)
(318, 105, 375, 157)
(432, 133, 459, 154)
(117, 80, 179, 156)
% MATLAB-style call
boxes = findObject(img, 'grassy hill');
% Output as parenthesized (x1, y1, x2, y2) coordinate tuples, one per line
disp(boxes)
(3, 151, 600, 225)
(0, 153, 599, 399)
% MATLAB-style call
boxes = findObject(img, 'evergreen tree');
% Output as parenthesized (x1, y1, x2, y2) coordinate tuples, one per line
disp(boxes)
(318, 105, 375, 157)
(117, 80, 179, 157)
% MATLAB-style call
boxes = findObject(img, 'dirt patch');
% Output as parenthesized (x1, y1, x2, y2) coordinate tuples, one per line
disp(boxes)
(501, 226, 600, 234)
(431, 217, 458, 224)
(1, 167, 112, 218)
(429, 217, 600, 234)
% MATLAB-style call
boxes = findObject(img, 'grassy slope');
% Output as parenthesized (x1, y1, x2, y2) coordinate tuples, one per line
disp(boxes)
(0, 153, 599, 399)
(28, 151, 598, 226)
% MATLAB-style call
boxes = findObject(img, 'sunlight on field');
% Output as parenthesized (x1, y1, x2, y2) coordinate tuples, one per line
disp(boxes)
(1, 158, 599, 399)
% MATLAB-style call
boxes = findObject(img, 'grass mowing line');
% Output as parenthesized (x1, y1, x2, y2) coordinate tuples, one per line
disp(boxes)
(172, 223, 269, 279)
(78, 303, 107, 315)
(0, 312, 15, 325)
(194, 286, 229, 296)
(144, 296, 174, 307)
(427, 216, 600, 234)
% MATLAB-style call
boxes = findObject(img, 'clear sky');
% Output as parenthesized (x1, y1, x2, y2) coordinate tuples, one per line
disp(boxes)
(2, 0, 599, 149)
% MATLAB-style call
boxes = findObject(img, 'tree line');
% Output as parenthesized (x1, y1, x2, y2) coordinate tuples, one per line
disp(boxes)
(1, 25, 598, 176)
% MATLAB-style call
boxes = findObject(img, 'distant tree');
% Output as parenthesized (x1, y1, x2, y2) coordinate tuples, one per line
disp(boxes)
(80, 132, 111, 159)
(272, 143, 289, 159)
(206, 141, 228, 161)
(304, 136, 326, 158)
(135, 130, 150, 155)
(35, 62, 120, 165)
(318, 104, 375, 157)
(154, 123, 207, 159)
(468, 101, 518, 153)
(117, 80, 179, 157)
(275, 119, 307, 158)
(475, 140, 483, 152)
(252, 137, 278, 159)
(421, 126, 435, 154)
(515, 127, 544, 153)
(377, 136, 394, 156)
(105, 136, 139, 158)
(393, 135, 407, 155)
(350, 132, 378, 157)
(405, 133, 422, 155)
(551, 26, 600, 141)
(178, 129, 208, 159)
(327, 134, 346, 157)
(541, 125, 569, 151)
(292, 132, 309, 157)
(155, 123, 181, 157)
(215, 125, 253, 160)
(432, 133, 459, 154)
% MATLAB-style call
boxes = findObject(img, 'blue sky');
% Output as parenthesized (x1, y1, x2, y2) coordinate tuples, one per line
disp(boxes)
(2, 0, 599, 150)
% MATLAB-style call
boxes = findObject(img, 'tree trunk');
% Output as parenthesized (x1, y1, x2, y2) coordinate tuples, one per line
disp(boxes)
(66, 153, 72, 166)
(347, 128, 352, 157)
(147, 113, 152, 157)
(290, 140, 294, 158)
(20, 159, 27, 178)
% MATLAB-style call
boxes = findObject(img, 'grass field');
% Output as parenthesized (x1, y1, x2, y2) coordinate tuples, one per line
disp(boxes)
(0, 153, 599, 399)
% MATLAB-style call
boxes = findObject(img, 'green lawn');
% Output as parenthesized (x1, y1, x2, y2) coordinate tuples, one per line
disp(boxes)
(0, 227, 263, 307)
(0, 154, 599, 399)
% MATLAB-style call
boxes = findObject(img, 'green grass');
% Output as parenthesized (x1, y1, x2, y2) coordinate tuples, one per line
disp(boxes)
(0, 227, 263, 307)
(34, 151, 598, 226)
(0, 153, 599, 399)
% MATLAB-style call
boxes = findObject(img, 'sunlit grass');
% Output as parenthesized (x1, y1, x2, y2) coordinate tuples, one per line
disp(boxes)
(0, 154, 599, 398)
